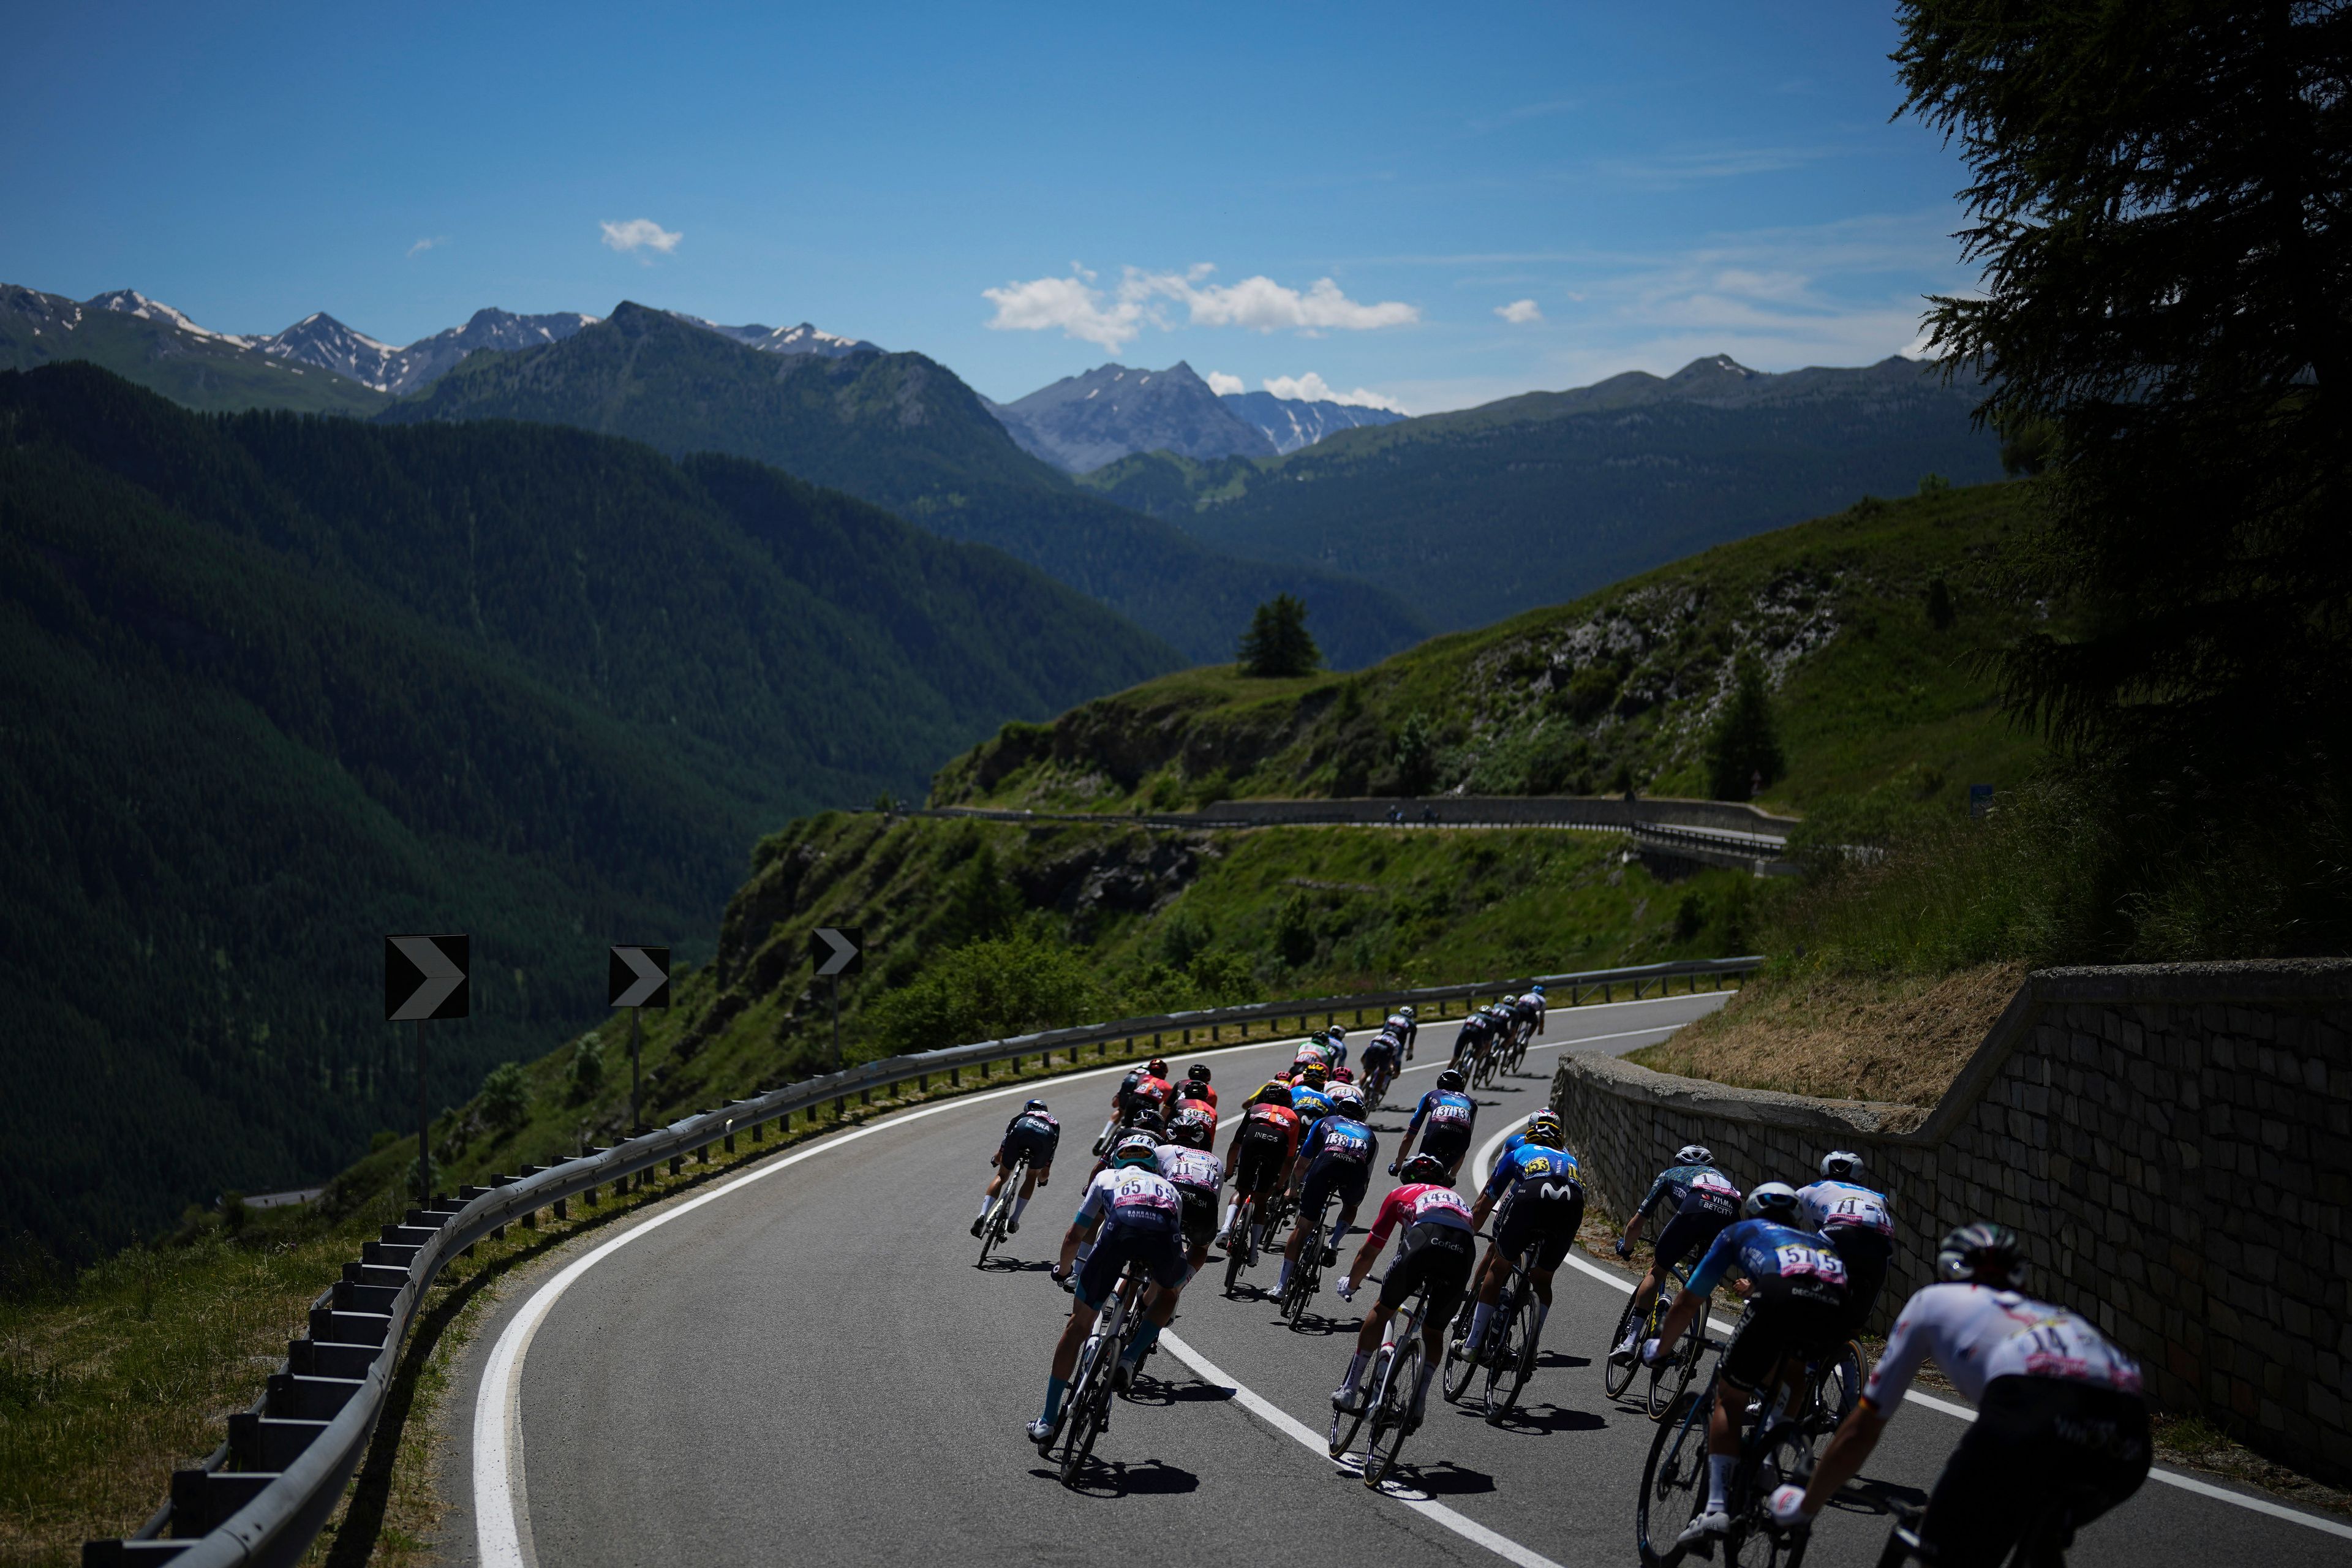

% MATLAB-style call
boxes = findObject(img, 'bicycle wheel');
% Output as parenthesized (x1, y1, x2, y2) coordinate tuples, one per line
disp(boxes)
(1819, 1340, 1867, 1429)
(1728, 1422, 1816, 1568)
(1223, 1198, 1254, 1294)
(1636, 1378, 1713, 1568)
(1647, 1283, 1700, 1420)
(1055, 1329, 1115, 1485)
(1440, 1297, 1481, 1404)
(1604, 1286, 1646, 1398)
(1328, 1349, 1378, 1459)
(1485, 1286, 1540, 1420)
(1364, 1336, 1423, 1488)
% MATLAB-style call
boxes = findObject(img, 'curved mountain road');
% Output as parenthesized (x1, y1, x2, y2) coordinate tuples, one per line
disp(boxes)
(439, 996, 2339, 1567)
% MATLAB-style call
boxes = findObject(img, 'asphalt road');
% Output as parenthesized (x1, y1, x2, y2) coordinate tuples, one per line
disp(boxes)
(443, 995, 2339, 1567)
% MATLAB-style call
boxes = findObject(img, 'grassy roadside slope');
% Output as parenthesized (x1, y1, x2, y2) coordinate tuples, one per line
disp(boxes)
(935, 479, 2046, 820)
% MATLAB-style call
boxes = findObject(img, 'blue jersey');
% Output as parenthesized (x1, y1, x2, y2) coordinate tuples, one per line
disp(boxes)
(1481, 1140, 1581, 1204)
(1688, 1218, 1850, 1306)
(1000, 1108, 1061, 1158)
(1290, 1084, 1334, 1123)
(1404, 1088, 1476, 1147)
(1497, 1115, 1562, 1161)
(1302, 1113, 1378, 1168)
(1636, 1162, 1741, 1223)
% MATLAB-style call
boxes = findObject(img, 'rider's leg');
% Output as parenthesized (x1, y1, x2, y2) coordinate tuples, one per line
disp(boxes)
(1463, 1245, 1506, 1348)
(1011, 1165, 1042, 1224)
(1702, 1377, 1749, 1511)
(1035, 1296, 1093, 1427)
(1333, 1300, 1395, 1405)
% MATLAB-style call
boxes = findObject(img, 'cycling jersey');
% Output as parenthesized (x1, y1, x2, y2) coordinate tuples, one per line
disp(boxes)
(1865, 1284, 2144, 1409)
(1300, 1113, 1378, 1169)
(1153, 1143, 1223, 1190)
(1167, 1102, 1218, 1147)
(1479, 1140, 1581, 1205)
(1174, 1080, 1218, 1112)
(1289, 1084, 1334, 1123)
(1119, 1073, 1173, 1121)
(1360, 1030, 1401, 1068)
(1291, 1042, 1330, 1070)
(1485, 1144, 1585, 1270)
(1514, 991, 1544, 1023)
(1795, 1178, 1894, 1252)
(1634, 1162, 1741, 1224)
(1363, 1182, 1475, 1250)
(1074, 1166, 1185, 1232)
(1403, 1088, 1476, 1152)
(1687, 1217, 1850, 1308)
(1239, 1098, 1302, 1150)
(997, 1109, 1061, 1166)
(1383, 1012, 1417, 1055)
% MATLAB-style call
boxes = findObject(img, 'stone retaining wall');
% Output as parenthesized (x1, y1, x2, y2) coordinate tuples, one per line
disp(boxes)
(1551, 959, 2352, 1484)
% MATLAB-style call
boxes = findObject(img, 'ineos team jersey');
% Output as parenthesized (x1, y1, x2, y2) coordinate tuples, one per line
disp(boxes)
(1153, 1144, 1224, 1194)
(1865, 1284, 2144, 1408)
(1796, 1179, 1894, 1243)
(1075, 1167, 1183, 1231)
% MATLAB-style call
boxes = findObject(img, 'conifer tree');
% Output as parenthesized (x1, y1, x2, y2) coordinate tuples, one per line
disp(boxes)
(1237, 594, 1320, 677)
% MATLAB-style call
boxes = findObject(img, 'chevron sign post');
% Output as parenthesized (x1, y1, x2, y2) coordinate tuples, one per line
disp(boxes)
(810, 927, 862, 1074)
(609, 944, 671, 1130)
(386, 933, 469, 1203)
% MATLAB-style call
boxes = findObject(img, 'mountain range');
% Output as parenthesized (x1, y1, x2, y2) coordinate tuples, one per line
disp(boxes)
(0, 360, 1174, 1260)
(1076, 353, 2003, 627)
(984, 359, 1406, 470)
(381, 303, 1427, 668)
(1220, 388, 1405, 454)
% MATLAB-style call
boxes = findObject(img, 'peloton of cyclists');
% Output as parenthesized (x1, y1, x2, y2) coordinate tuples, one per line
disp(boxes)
(1329, 1152, 1477, 1423)
(1458, 1109, 1582, 1366)
(1770, 1223, 2150, 1566)
(1610, 1142, 1743, 1363)
(1393, 1067, 1477, 1180)
(1277, 1081, 1378, 1295)
(973, 1098, 1059, 1237)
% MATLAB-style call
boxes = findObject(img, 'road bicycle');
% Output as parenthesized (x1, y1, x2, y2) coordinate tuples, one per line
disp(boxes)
(1635, 1333, 1844, 1568)
(1326, 1268, 1439, 1487)
(1221, 1189, 1262, 1294)
(1041, 1259, 1148, 1486)
(1439, 1233, 1545, 1421)
(1363, 1055, 1397, 1113)
(1278, 1188, 1338, 1324)
(1605, 1259, 1712, 1419)
(975, 1152, 1028, 1266)
(1869, 1488, 2110, 1568)
(1504, 1015, 1535, 1074)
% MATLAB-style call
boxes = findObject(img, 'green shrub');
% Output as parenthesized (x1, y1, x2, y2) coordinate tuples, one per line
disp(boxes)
(867, 926, 1106, 1055)
(478, 1061, 532, 1133)
(567, 1037, 606, 1103)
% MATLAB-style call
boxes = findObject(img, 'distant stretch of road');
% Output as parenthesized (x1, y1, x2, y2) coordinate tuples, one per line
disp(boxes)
(442, 993, 2340, 1567)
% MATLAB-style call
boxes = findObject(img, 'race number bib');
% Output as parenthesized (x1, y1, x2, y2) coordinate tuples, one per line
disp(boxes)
(1773, 1242, 1850, 1285)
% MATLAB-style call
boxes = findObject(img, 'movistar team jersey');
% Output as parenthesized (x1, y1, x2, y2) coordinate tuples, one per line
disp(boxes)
(1300, 1113, 1378, 1168)
(1289, 1084, 1334, 1123)
(1635, 1162, 1741, 1223)
(1404, 1088, 1476, 1145)
(1688, 1218, 1849, 1306)
(1482, 1140, 1581, 1203)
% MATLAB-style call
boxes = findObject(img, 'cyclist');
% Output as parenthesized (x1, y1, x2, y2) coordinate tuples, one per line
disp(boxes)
(1359, 1026, 1403, 1099)
(1030, 1138, 1192, 1445)
(1174, 1063, 1218, 1114)
(1458, 1115, 1582, 1365)
(1086, 1108, 1164, 1182)
(1392, 1068, 1477, 1181)
(1098, 1057, 1173, 1151)
(1797, 1150, 1895, 1336)
(1511, 984, 1546, 1050)
(1156, 1114, 1226, 1277)
(1768, 1224, 2149, 1566)
(1638, 1183, 1849, 1548)
(1277, 1083, 1379, 1294)
(1329, 1153, 1476, 1421)
(973, 1098, 1059, 1237)
(1289, 1065, 1335, 1126)
(1384, 1004, 1419, 1060)
(1321, 1025, 1349, 1071)
(1610, 1142, 1743, 1362)
(1167, 1098, 1218, 1150)
(1219, 1083, 1302, 1250)
(1449, 1006, 1494, 1074)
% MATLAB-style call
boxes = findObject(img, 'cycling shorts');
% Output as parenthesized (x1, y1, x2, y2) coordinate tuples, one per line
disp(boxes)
(1359, 1044, 1398, 1074)
(1377, 1221, 1475, 1324)
(1652, 1201, 1735, 1273)
(1298, 1156, 1371, 1226)
(1232, 1129, 1291, 1200)
(1918, 1377, 2149, 1567)
(1415, 1126, 1472, 1174)
(1173, 1184, 1219, 1251)
(997, 1127, 1056, 1169)
(1494, 1183, 1585, 1271)
(1824, 1229, 1891, 1336)
(1075, 1216, 1192, 1309)
(1719, 1296, 1849, 1393)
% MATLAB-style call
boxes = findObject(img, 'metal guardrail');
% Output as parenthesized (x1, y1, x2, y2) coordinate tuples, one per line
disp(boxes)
(86, 954, 1760, 1564)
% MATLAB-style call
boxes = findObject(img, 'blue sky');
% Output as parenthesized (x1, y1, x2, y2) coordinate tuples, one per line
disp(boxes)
(4, 1, 1973, 412)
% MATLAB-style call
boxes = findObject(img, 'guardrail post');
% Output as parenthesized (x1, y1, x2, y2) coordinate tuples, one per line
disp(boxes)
(670, 1155, 684, 1175)
(553, 1197, 568, 1220)
(951, 1067, 961, 1085)
(725, 1129, 736, 1153)
(753, 1118, 765, 1142)
(834, 1096, 846, 1119)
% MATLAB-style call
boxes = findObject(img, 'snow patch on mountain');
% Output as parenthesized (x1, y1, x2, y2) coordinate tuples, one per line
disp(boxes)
(84, 290, 253, 346)
(1220, 390, 1407, 454)
(668, 313, 880, 358)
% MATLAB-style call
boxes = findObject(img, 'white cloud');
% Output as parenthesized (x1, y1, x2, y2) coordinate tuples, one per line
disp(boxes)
(1495, 298, 1543, 324)
(407, 236, 448, 258)
(1263, 373, 1408, 413)
(982, 263, 1418, 349)
(600, 218, 682, 255)
(1205, 371, 1246, 396)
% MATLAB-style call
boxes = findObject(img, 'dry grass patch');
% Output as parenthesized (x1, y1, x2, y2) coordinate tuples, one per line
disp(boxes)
(1628, 961, 2027, 1107)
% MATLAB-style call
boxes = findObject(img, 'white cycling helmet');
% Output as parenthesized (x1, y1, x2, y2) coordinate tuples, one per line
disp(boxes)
(1675, 1144, 1714, 1167)
(1820, 1149, 1865, 1182)
(1744, 1182, 1802, 1222)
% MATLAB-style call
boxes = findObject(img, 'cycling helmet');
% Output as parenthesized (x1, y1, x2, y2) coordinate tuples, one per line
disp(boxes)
(1744, 1182, 1802, 1222)
(1109, 1136, 1159, 1169)
(1436, 1068, 1466, 1093)
(1526, 1110, 1562, 1137)
(1251, 1081, 1291, 1107)
(1331, 1066, 1355, 1084)
(1146, 1057, 1169, 1077)
(1327, 1085, 1366, 1117)
(1024, 1098, 1049, 1112)
(1300, 1063, 1328, 1088)
(1188, 1063, 1212, 1083)
(1400, 1006, 1417, 1020)
(1325, 1026, 1348, 1044)
(1128, 1109, 1165, 1137)
(1820, 1150, 1865, 1182)
(1530, 984, 1545, 995)
(1400, 1152, 1450, 1185)
(1675, 1144, 1714, 1167)
(1170, 1114, 1213, 1150)
(1937, 1222, 2027, 1287)
(1521, 1118, 1563, 1149)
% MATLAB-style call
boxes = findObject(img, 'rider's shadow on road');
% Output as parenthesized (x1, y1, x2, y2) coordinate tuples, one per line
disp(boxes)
(1828, 1477, 1930, 1519)
(1400, 1460, 1498, 1497)
(1124, 1377, 1237, 1409)
(1536, 1348, 1592, 1369)
(977, 1257, 1055, 1275)
(1030, 1457, 1201, 1498)
(1480, 1401, 1607, 1436)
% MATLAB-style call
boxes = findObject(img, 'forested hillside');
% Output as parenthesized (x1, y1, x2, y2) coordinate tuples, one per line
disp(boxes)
(938, 479, 2044, 821)
(1080, 355, 2002, 628)
(382, 303, 1429, 668)
(0, 364, 1173, 1263)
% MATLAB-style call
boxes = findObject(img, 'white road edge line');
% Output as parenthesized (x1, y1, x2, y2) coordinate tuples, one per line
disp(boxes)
(1548, 1186, 2352, 1539)
(1156, 1329, 1569, 1568)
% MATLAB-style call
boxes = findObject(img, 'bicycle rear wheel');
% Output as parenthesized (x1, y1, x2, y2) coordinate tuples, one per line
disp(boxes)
(1819, 1340, 1867, 1428)
(1364, 1337, 1424, 1488)
(1055, 1329, 1117, 1485)
(1223, 1198, 1254, 1294)
(1646, 1282, 1697, 1419)
(1604, 1287, 1645, 1398)
(1440, 1297, 1481, 1404)
(1636, 1379, 1713, 1567)
(1485, 1288, 1540, 1420)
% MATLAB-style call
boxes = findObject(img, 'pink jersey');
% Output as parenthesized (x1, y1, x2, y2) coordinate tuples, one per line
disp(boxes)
(1363, 1182, 1474, 1250)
